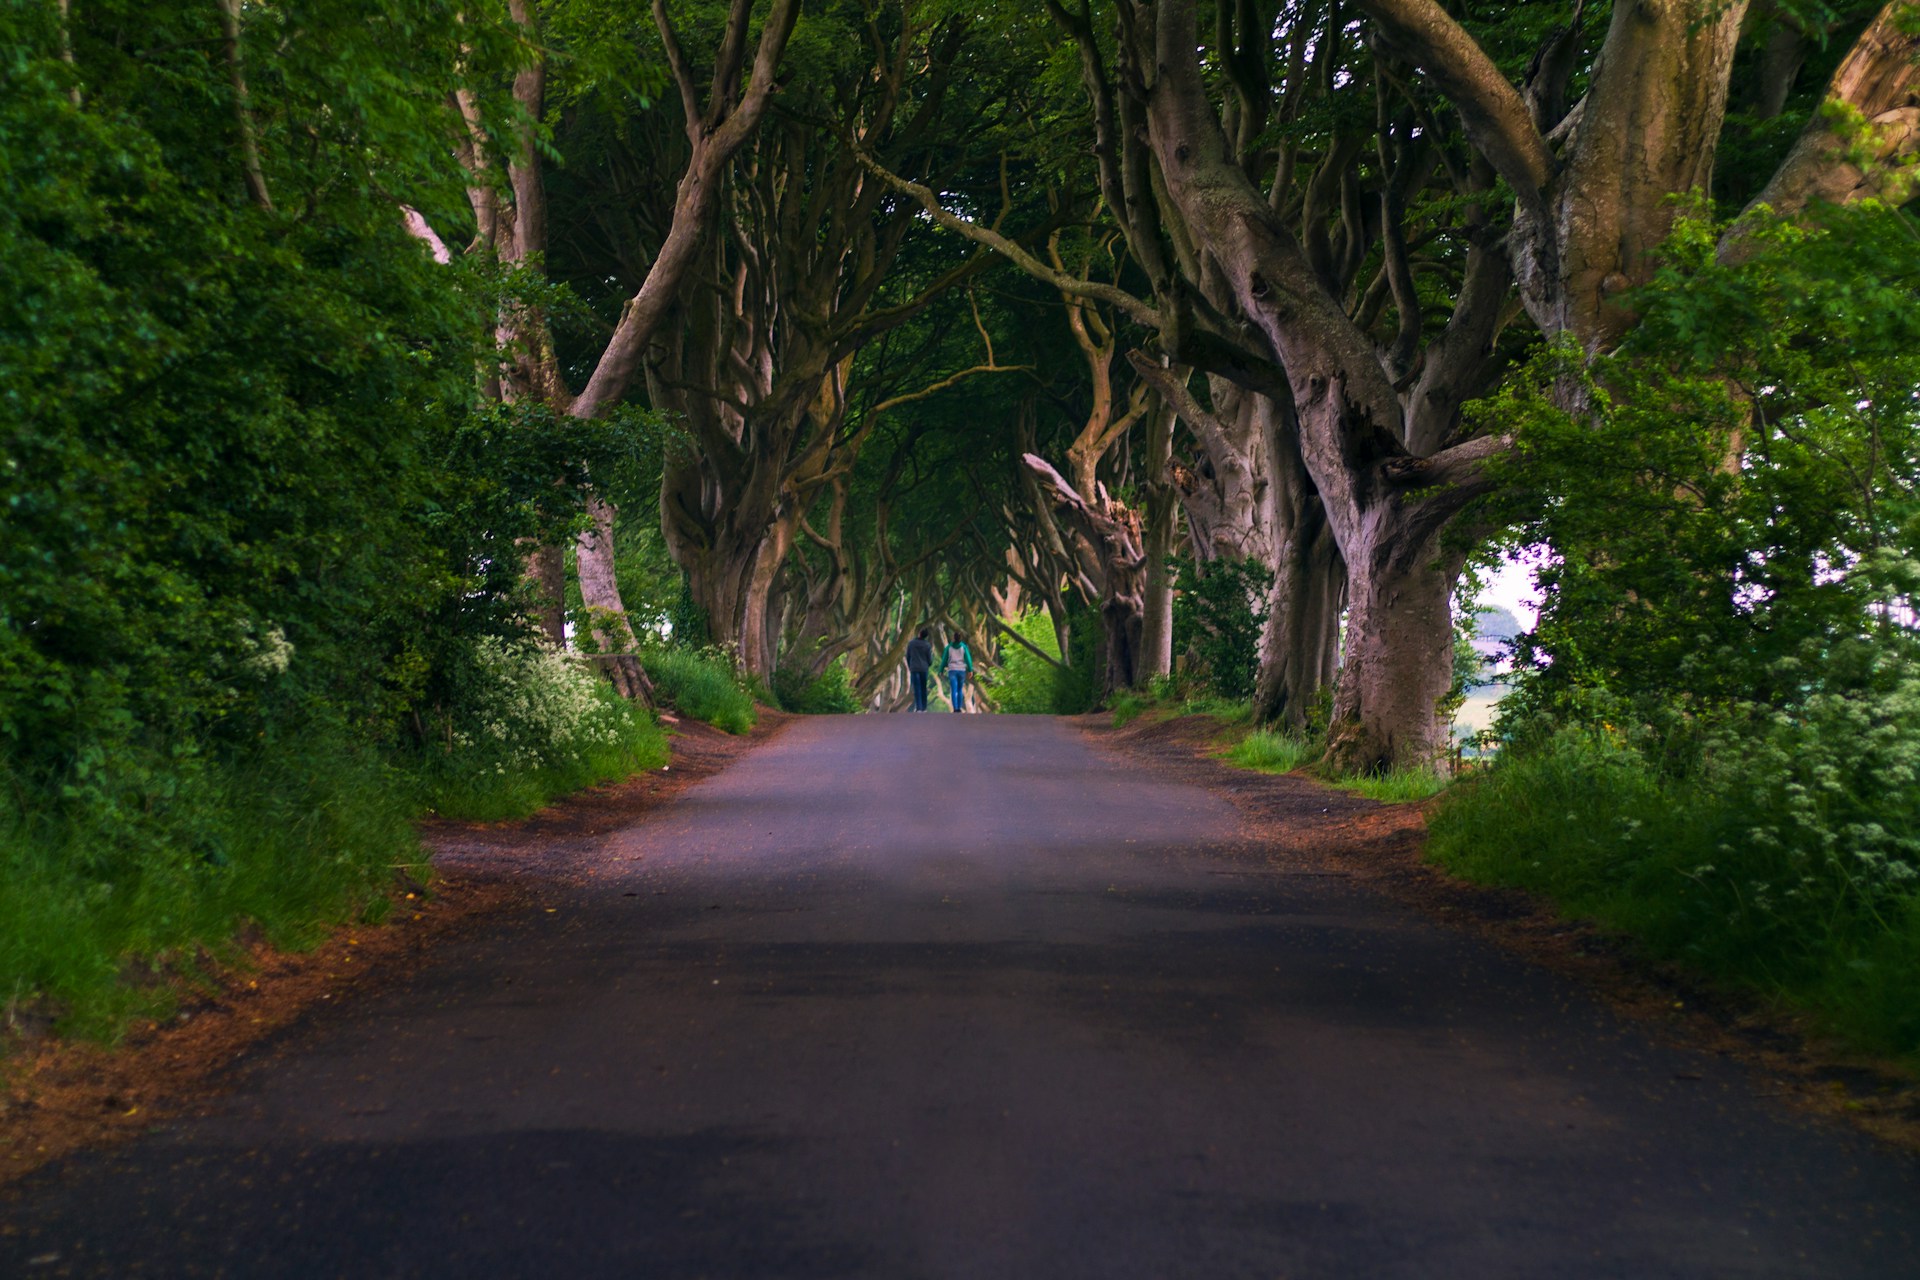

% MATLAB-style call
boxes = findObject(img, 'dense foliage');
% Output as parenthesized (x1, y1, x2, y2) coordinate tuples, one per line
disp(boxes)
(1486, 205, 1920, 713)
(992, 608, 1100, 715)
(1171, 557, 1275, 702)
(1439, 204, 1920, 1056)
(0, 0, 665, 1030)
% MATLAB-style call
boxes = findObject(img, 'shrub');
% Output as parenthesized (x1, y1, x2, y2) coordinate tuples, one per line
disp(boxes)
(419, 637, 668, 821)
(1435, 205, 1920, 1061)
(1171, 556, 1274, 701)
(1430, 679, 1920, 1058)
(772, 656, 862, 714)
(991, 609, 1101, 714)
(0, 724, 420, 1038)
(992, 611, 1064, 714)
(643, 647, 758, 734)
(0, 6, 681, 1037)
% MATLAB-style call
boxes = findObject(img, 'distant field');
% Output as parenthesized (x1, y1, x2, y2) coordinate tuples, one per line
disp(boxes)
(1453, 683, 1509, 741)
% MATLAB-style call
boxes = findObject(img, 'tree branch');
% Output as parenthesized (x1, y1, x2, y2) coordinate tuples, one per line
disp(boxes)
(216, 0, 273, 211)
(651, 0, 704, 136)
(400, 206, 452, 263)
(1347, 0, 1554, 198)
(572, 0, 802, 420)
(1125, 351, 1235, 467)
(853, 149, 1164, 329)
(1742, 1, 1920, 220)
(867, 361, 1031, 416)
(990, 615, 1070, 670)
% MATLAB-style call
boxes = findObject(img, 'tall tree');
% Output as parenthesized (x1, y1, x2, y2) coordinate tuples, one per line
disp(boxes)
(422, 0, 803, 697)
(868, 0, 1524, 764)
(1349, 0, 1920, 347)
(552, 3, 1020, 675)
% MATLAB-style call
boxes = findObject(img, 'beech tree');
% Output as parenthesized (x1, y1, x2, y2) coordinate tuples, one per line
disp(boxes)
(867, 0, 1523, 765)
(1351, 0, 1920, 350)
(876, 0, 1916, 766)
(416, 0, 802, 698)
(548, 3, 1039, 676)
(1013, 234, 1170, 692)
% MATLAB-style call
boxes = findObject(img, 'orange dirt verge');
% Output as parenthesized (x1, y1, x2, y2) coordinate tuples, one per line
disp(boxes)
(1084, 710, 1920, 1154)
(0, 710, 787, 1188)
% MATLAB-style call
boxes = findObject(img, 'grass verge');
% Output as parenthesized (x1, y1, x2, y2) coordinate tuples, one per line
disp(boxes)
(643, 647, 758, 734)
(0, 728, 423, 1040)
(6, 685, 673, 1038)
(1110, 686, 1255, 730)
(1325, 768, 1450, 803)
(1427, 727, 1920, 1063)
(1225, 728, 1316, 773)
(1218, 724, 1451, 804)
(417, 692, 669, 823)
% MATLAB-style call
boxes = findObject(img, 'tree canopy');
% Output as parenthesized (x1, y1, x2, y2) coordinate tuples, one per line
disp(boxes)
(8, 0, 1919, 762)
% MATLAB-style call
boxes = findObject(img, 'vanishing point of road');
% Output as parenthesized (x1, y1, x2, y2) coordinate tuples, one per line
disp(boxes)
(5, 715, 1918, 1277)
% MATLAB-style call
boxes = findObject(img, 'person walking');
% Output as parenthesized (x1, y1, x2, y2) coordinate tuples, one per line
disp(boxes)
(941, 633, 974, 712)
(904, 627, 933, 712)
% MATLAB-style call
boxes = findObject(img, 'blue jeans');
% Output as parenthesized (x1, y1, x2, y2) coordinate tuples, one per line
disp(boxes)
(909, 670, 929, 711)
(946, 670, 967, 711)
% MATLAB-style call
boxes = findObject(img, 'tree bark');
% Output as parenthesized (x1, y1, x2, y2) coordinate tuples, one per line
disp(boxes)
(216, 0, 273, 212)
(1139, 0, 1499, 768)
(1323, 505, 1464, 771)
(1139, 401, 1178, 682)
(1130, 355, 1343, 722)
(527, 543, 567, 647)
(1350, 0, 1751, 347)
(1742, 3, 1920, 221)
(1023, 455, 1149, 693)
(576, 497, 653, 701)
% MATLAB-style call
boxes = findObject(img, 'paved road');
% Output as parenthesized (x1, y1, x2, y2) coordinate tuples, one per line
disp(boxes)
(5, 716, 1918, 1278)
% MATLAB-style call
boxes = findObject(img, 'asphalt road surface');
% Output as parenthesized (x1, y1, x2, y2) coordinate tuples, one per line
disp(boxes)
(6, 715, 1919, 1278)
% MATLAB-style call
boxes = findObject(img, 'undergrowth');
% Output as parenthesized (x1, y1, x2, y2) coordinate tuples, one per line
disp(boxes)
(771, 655, 862, 714)
(0, 726, 422, 1040)
(642, 647, 758, 734)
(1111, 677, 1256, 730)
(994, 609, 1100, 715)
(1428, 718, 1920, 1062)
(1225, 728, 1315, 773)
(418, 639, 670, 822)
(1326, 768, 1450, 803)
(1216, 718, 1451, 803)
(5, 640, 674, 1040)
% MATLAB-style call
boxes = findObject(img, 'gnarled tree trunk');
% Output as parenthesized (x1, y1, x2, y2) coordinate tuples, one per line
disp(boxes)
(1023, 455, 1149, 693)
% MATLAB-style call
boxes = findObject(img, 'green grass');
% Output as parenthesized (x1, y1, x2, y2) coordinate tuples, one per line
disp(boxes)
(0, 728, 423, 1039)
(1428, 727, 1920, 1062)
(418, 696, 669, 823)
(1220, 724, 1450, 803)
(1326, 767, 1450, 803)
(771, 657, 862, 714)
(1110, 680, 1255, 730)
(1225, 728, 1317, 773)
(4, 688, 674, 1039)
(643, 648, 758, 734)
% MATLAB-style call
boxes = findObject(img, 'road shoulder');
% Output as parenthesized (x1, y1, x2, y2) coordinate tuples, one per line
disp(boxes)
(1080, 710, 1920, 1154)
(0, 711, 790, 1189)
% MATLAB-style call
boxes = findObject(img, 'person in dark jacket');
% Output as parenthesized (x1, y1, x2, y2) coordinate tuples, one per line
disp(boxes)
(903, 627, 933, 712)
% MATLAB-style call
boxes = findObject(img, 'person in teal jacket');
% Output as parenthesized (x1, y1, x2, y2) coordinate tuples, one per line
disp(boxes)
(940, 635, 974, 712)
